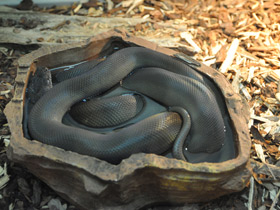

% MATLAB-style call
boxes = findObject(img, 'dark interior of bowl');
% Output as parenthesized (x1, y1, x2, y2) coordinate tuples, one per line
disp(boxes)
(22, 38, 237, 164)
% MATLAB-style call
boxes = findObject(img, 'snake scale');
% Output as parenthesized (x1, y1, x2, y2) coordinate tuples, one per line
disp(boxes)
(28, 47, 226, 164)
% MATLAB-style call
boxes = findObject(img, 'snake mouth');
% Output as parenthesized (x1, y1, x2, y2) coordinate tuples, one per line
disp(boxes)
(25, 46, 236, 164)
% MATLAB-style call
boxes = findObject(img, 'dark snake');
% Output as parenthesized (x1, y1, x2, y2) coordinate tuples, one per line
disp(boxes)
(28, 47, 225, 164)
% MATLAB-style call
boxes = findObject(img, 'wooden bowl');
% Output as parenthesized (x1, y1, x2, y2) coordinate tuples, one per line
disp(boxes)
(5, 30, 251, 210)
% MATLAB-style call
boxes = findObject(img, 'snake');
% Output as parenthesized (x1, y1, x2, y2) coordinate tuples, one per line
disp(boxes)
(28, 47, 225, 164)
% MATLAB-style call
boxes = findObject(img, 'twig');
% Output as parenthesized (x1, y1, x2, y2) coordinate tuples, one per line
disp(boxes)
(269, 189, 280, 210)
(248, 176, 254, 210)
(219, 38, 240, 74)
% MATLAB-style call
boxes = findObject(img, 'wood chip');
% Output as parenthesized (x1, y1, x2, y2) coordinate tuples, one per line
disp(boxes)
(106, 0, 114, 11)
(254, 143, 266, 163)
(73, 4, 82, 14)
(219, 38, 240, 73)
(180, 32, 201, 53)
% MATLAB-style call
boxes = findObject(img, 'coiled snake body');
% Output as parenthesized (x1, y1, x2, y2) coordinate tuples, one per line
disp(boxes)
(28, 47, 226, 164)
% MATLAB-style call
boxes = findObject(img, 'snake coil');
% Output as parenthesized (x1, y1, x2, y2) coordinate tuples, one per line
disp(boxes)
(28, 47, 226, 164)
